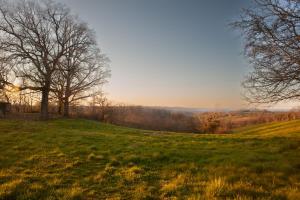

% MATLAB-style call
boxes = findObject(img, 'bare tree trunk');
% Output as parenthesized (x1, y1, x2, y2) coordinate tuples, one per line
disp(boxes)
(63, 77, 71, 117)
(41, 83, 50, 120)
(63, 97, 69, 117)
(58, 98, 63, 115)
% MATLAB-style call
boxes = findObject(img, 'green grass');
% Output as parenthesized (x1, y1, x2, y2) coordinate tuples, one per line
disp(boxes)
(0, 119, 300, 199)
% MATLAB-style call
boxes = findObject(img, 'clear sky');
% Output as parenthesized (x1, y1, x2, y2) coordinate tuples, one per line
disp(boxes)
(57, 0, 254, 109)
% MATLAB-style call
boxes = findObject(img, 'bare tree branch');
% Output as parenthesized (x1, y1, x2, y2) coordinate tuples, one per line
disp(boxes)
(232, 0, 300, 104)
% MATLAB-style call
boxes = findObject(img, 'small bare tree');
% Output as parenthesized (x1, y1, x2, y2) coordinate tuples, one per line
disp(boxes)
(0, 0, 90, 119)
(0, 53, 22, 105)
(89, 92, 111, 121)
(232, 0, 300, 104)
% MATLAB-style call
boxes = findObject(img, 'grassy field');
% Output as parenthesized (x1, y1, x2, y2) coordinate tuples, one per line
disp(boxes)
(0, 119, 300, 199)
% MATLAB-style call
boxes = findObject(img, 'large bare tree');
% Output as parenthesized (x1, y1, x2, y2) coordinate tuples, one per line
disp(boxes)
(50, 18, 110, 117)
(0, 0, 88, 119)
(233, 0, 300, 104)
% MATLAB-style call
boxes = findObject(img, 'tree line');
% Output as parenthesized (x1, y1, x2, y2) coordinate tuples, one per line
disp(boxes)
(0, 0, 110, 119)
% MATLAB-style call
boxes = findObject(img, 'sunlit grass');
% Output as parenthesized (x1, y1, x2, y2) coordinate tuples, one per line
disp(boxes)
(0, 119, 299, 199)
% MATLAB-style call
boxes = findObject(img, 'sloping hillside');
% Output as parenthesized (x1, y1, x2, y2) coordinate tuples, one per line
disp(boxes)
(0, 119, 299, 199)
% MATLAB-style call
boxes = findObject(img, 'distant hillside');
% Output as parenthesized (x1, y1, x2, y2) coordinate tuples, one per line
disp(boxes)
(148, 106, 226, 114)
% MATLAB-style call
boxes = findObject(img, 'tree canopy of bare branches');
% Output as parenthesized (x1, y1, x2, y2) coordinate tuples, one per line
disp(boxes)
(52, 24, 110, 117)
(232, 0, 300, 104)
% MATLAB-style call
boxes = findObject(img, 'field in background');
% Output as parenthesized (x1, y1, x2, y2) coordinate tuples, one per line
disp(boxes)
(0, 119, 300, 199)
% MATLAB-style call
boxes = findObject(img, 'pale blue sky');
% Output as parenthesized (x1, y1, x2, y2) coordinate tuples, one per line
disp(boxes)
(58, 0, 252, 109)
